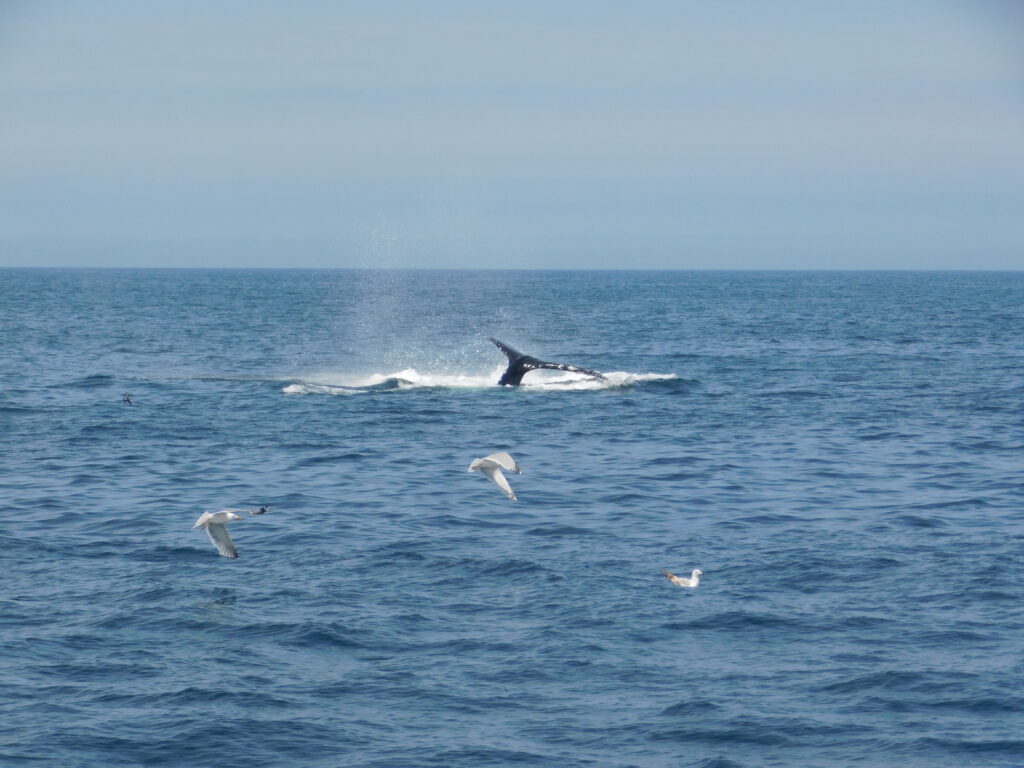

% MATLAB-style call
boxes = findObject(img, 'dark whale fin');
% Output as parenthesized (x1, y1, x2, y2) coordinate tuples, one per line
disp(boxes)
(490, 338, 524, 362)
(489, 338, 605, 386)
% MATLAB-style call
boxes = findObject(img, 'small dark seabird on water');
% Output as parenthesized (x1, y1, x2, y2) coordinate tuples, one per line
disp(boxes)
(221, 506, 272, 516)
(122, 392, 133, 405)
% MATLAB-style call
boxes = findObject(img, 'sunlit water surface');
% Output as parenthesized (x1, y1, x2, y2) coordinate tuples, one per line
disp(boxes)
(2, 269, 1022, 768)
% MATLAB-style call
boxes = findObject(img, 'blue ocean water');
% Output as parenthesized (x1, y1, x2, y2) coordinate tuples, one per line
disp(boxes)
(1, 269, 1023, 768)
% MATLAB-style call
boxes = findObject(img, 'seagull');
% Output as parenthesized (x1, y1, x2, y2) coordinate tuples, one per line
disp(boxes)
(192, 510, 243, 558)
(662, 568, 702, 588)
(468, 452, 521, 500)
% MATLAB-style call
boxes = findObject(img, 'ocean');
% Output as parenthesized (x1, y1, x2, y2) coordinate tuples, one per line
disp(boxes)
(1, 268, 1022, 768)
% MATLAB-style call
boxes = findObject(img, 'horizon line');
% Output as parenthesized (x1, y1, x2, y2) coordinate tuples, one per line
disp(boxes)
(2, 266, 1023, 273)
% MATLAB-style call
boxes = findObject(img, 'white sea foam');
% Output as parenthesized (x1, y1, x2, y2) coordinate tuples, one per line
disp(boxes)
(282, 382, 365, 396)
(281, 367, 676, 394)
(519, 370, 677, 391)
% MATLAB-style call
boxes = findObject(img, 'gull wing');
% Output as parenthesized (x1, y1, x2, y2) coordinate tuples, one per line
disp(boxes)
(192, 512, 212, 528)
(205, 523, 239, 558)
(481, 465, 516, 500)
(483, 452, 521, 474)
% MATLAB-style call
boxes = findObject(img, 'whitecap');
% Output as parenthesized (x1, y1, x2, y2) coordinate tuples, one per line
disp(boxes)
(282, 382, 364, 396)
(282, 367, 677, 394)
(519, 370, 678, 391)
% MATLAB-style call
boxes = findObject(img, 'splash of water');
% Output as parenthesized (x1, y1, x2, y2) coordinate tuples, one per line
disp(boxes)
(282, 367, 676, 395)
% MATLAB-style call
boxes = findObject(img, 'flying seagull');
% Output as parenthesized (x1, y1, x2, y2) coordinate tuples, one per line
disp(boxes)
(468, 452, 522, 500)
(193, 510, 243, 558)
(662, 569, 702, 588)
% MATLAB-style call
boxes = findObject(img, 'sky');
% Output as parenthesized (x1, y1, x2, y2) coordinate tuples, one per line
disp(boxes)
(1, 1, 1022, 269)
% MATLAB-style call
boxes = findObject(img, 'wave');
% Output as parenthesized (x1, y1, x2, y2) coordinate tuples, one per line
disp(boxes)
(662, 611, 809, 632)
(293, 452, 371, 467)
(282, 366, 678, 395)
(136, 366, 679, 395)
(525, 525, 602, 537)
(815, 670, 972, 694)
(69, 374, 116, 389)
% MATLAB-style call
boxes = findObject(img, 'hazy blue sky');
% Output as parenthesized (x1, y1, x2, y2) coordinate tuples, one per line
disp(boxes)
(1, 1, 1022, 268)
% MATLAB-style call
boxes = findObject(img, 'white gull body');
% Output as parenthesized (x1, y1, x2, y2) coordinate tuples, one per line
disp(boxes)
(662, 568, 702, 588)
(468, 452, 521, 500)
(193, 510, 243, 558)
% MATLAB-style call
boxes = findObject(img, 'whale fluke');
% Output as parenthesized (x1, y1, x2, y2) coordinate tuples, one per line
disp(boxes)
(489, 338, 605, 386)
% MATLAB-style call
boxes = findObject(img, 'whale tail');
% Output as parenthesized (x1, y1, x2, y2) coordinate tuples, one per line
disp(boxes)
(489, 337, 605, 386)
(490, 338, 526, 363)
